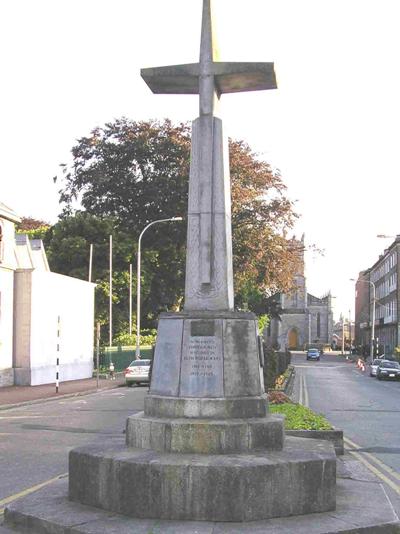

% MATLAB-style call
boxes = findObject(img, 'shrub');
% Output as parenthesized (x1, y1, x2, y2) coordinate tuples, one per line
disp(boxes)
(114, 329, 157, 347)
(263, 347, 291, 391)
(270, 403, 332, 430)
(268, 391, 294, 404)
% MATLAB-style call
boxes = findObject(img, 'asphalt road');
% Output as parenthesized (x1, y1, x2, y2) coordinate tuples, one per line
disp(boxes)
(1, 357, 400, 523)
(0, 385, 148, 503)
(291, 350, 400, 514)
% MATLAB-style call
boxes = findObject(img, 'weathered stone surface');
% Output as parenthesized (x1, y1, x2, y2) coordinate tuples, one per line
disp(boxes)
(5, 458, 400, 533)
(180, 318, 224, 397)
(150, 318, 183, 396)
(144, 394, 268, 419)
(0, 368, 14, 388)
(126, 413, 284, 453)
(184, 116, 234, 311)
(286, 429, 344, 456)
(223, 318, 263, 396)
(69, 436, 336, 522)
(149, 311, 265, 415)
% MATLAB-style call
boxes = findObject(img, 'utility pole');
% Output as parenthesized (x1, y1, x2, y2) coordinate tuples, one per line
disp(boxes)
(348, 308, 351, 355)
(109, 235, 112, 365)
(341, 317, 345, 355)
(88, 244, 93, 283)
(129, 263, 132, 337)
(96, 322, 100, 389)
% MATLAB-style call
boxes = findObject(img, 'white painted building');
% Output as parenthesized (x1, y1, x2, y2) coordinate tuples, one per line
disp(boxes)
(0, 202, 95, 387)
(0, 203, 20, 386)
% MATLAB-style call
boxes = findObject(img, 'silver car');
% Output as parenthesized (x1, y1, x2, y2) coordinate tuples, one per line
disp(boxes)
(370, 359, 384, 377)
(125, 359, 151, 386)
(376, 360, 400, 381)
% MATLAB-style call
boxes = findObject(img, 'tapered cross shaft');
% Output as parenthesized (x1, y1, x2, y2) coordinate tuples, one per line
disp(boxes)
(141, 0, 277, 310)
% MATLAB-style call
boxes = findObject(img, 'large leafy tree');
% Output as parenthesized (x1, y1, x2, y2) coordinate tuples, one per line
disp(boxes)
(55, 118, 300, 333)
(44, 213, 134, 334)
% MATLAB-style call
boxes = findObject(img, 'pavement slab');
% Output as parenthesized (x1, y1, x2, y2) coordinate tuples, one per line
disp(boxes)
(3, 455, 400, 533)
(0, 376, 125, 411)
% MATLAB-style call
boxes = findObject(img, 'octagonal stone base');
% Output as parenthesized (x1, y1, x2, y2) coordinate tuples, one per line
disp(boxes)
(69, 436, 336, 522)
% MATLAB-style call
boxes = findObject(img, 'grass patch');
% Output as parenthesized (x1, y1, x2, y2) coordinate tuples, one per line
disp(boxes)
(270, 403, 333, 431)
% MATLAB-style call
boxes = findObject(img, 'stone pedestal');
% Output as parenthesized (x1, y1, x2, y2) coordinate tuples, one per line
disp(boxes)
(69, 437, 336, 522)
(68, 310, 337, 522)
(149, 311, 265, 406)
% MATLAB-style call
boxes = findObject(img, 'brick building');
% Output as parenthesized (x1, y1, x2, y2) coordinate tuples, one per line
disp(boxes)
(354, 236, 400, 355)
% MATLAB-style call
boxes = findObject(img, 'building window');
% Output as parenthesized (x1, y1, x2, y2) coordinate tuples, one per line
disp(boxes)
(317, 312, 321, 338)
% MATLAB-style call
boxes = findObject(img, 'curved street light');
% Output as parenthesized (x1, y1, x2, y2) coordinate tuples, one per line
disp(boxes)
(350, 278, 376, 361)
(136, 217, 183, 359)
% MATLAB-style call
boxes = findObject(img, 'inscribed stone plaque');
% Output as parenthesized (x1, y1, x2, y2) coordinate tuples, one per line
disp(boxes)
(180, 319, 223, 397)
(191, 320, 215, 337)
(150, 318, 183, 396)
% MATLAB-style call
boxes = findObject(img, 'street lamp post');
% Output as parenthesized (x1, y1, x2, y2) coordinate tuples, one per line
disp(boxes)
(136, 217, 183, 359)
(350, 278, 376, 362)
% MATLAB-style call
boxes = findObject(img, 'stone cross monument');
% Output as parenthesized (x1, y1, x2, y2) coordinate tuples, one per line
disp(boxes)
(142, 0, 276, 311)
(139, 0, 278, 410)
(68, 1, 336, 522)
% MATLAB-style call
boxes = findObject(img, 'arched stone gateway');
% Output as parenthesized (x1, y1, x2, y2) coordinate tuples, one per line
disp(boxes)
(288, 328, 298, 349)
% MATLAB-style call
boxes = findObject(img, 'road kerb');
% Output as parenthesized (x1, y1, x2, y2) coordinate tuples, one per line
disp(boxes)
(0, 382, 125, 412)
(0, 473, 68, 516)
(344, 437, 400, 496)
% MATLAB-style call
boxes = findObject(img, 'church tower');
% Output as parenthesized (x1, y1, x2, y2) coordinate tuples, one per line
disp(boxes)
(282, 234, 307, 310)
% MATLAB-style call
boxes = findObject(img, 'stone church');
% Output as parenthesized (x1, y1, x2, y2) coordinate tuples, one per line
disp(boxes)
(0, 202, 95, 387)
(264, 235, 333, 350)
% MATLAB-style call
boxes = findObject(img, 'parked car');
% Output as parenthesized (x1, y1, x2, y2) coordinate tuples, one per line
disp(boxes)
(376, 360, 400, 380)
(379, 353, 396, 361)
(125, 359, 151, 386)
(306, 348, 320, 361)
(370, 358, 384, 377)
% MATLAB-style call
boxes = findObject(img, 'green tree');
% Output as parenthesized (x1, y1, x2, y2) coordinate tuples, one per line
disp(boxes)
(44, 213, 134, 340)
(55, 118, 300, 328)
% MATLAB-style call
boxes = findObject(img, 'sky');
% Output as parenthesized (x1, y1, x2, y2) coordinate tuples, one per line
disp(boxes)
(1, 0, 400, 321)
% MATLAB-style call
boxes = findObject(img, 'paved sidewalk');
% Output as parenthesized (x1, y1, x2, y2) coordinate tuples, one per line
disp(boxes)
(0, 374, 125, 410)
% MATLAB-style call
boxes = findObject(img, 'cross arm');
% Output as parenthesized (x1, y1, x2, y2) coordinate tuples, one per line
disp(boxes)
(213, 62, 277, 93)
(141, 61, 277, 95)
(141, 63, 200, 94)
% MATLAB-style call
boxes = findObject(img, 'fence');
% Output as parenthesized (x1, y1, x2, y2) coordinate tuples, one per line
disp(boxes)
(95, 345, 154, 372)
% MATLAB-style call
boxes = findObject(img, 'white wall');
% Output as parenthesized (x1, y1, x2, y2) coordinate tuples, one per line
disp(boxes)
(0, 218, 18, 270)
(14, 270, 95, 386)
(0, 217, 17, 386)
(0, 270, 14, 372)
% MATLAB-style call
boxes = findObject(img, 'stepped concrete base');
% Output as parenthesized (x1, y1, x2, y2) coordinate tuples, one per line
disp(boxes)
(4, 456, 400, 533)
(144, 394, 268, 419)
(126, 412, 285, 453)
(68, 436, 336, 522)
(286, 429, 344, 456)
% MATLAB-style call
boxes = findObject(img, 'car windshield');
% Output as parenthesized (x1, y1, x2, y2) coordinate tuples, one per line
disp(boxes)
(379, 361, 400, 369)
(308, 349, 318, 353)
(129, 360, 151, 367)
(372, 360, 381, 365)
